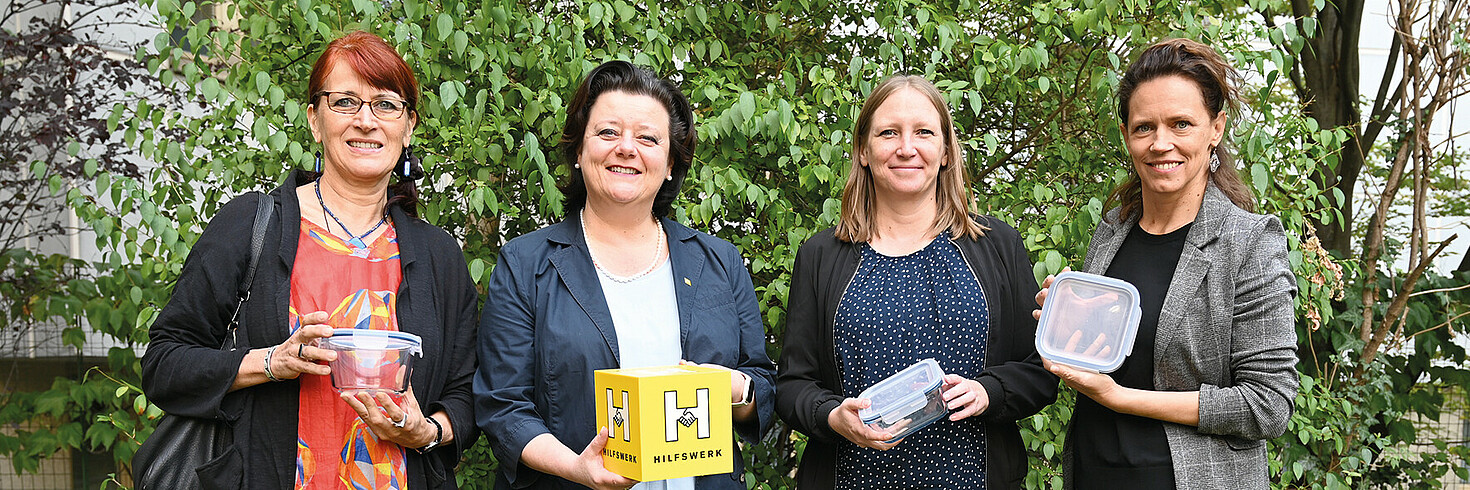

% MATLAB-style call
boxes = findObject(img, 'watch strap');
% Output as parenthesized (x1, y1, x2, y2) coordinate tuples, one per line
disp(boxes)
(732, 371, 755, 407)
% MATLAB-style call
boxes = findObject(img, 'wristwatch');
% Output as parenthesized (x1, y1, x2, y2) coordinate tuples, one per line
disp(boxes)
(732, 371, 755, 407)
(415, 415, 443, 454)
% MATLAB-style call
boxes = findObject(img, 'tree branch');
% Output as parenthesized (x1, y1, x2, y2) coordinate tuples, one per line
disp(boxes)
(1364, 234, 1458, 365)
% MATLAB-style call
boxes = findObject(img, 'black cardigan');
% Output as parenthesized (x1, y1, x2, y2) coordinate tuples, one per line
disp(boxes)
(141, 171, 480, 489)
(774, 216, 1057, 488)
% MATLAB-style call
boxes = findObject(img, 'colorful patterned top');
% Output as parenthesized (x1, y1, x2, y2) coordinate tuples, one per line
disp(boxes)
(290, 217, 405, 490)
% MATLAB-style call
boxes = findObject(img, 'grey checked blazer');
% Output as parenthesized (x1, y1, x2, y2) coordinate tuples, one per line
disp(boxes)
(1064, 184, 1299, 490)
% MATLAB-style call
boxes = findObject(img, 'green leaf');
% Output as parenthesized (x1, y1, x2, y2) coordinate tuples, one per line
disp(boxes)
(1044, 250, 1064, 273)
(1251, 163, 1269, 194)
(589, 2, 605, 26)
(469, 258, 486, 282)
(439, 81, 460, 110)
(255, 71, 270, 96)
(436, 13, 453, 42)
(200, 77, 220, 101)
(738, 91, 756, 123)
(452, 30, 469, 57)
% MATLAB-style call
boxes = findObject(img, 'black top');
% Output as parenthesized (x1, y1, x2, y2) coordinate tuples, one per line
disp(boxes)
(141, 171, 481, 489)
(775, 217, 1058, 489)
(1073, 222, 1191, 489)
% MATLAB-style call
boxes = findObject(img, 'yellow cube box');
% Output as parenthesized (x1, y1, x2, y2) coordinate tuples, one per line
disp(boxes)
(593, 365, 732, 481)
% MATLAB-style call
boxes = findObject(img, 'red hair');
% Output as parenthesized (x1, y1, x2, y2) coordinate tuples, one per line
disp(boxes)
(307, 31, 419, 111)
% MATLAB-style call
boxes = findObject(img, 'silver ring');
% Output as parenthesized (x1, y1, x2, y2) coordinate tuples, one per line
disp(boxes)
(297, 344, 307, 360)
(391, 416, 406, 428)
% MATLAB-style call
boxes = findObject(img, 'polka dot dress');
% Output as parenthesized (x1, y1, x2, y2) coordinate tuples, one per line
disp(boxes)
(834, 231, 990, 489)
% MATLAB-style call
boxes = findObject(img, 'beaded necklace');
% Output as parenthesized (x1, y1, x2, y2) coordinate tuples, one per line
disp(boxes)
(315, 180, 387, 249)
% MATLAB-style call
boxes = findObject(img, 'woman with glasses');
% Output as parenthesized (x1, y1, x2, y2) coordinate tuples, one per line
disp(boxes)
(141, 31, 479, 489)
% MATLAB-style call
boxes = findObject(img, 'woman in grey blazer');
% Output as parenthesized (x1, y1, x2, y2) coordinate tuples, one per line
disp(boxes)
(1036, 38, 1298, 489)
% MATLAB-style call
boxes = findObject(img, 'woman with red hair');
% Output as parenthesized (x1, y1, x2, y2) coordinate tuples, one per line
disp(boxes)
(141, 31, 478, 489)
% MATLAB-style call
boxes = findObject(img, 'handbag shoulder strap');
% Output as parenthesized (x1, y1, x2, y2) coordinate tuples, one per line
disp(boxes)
(239, 193, 274, 299)
(225, 193, 274, 350)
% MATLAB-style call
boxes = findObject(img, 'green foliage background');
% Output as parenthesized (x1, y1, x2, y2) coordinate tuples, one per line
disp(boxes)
(2, 0, 1466, 489)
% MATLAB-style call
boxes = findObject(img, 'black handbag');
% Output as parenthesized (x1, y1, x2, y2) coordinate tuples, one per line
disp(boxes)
(133, 193, 274, 490)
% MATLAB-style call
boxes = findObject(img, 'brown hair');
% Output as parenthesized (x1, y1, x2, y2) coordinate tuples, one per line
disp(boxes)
(305, 31, 423, 217)
(835, 75, 986, 243)
(1107, 38, 1255, 222)
(558, 60, 696, 218)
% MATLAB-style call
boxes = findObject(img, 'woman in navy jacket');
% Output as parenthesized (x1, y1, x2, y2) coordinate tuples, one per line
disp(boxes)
(474, 61, 776, 490)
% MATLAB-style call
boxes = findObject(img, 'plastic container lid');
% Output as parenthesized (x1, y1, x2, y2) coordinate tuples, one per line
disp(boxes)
(318, 329, 423, 393)
(857, 358, 946, 442)
(1034, 271, 1141, 373)
(319, 328, 423, 356)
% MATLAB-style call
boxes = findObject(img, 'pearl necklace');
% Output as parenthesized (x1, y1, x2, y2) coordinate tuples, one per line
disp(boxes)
(581, 208, 666, 283)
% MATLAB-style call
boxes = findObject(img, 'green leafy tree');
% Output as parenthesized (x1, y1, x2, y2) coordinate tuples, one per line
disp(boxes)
(0, 0, 168, 482)
(3, 0, 1463, 488)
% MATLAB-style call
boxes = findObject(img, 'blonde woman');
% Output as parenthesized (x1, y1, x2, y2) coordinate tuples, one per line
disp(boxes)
(776, 75, 1056, 488)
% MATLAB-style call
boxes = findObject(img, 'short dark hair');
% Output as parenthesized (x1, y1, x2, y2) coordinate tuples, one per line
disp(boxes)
(558, 60, 695, 218)
(1108, 38, 1254, 221)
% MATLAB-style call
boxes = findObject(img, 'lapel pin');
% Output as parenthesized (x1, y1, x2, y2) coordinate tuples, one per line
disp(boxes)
(684, 278, 692, 286)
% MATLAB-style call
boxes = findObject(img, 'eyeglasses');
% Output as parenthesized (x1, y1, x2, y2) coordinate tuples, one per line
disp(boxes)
(314, 91, 411, 120)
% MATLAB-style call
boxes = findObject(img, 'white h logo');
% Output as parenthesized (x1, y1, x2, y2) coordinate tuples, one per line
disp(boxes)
(606, 388, 631, 442)
(664, 388, 710, 442)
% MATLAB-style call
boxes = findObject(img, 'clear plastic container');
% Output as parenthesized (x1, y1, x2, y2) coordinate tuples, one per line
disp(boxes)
(857, 358, 946, 442)
(1035, 271, 1142, 373)
(319, 328, 423, 393)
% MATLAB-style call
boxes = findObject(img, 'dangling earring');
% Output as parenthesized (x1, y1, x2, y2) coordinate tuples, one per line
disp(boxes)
(399, 145, 423, 180)
(1209, 150, 1220, 173)
(313, 151, 322, 173)
(401, 146, 414, 177)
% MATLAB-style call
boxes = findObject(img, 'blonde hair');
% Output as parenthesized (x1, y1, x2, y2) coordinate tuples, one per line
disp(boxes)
(834, 75, 987, 243)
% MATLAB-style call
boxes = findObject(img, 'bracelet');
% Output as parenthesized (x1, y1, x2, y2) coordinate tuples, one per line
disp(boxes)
(263, 344, 282, 382)
(415, 415, 443, 454)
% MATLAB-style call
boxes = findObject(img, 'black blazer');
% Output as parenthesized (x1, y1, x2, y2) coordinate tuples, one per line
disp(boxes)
(775, 216, 1057, 488)
(141, 170, 480, 489)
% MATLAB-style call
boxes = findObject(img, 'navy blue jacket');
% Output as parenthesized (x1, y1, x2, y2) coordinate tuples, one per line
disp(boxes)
(474, 213, 777, 489)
